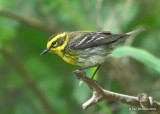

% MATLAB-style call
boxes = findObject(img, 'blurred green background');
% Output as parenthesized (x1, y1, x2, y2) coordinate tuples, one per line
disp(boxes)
(0, 0, 160, 114)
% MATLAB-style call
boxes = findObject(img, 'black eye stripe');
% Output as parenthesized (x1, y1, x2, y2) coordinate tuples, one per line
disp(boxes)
(50, 36, 66, 48)
(58, 37, 66, 46)
(50, 41, 57, 48)
(52, 41, 56, 45)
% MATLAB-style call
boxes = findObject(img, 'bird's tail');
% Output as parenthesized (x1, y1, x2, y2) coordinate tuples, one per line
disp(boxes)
(126, 27, 147, 35)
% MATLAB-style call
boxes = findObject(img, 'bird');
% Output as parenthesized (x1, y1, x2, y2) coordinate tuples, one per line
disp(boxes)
(41, 27, 146, 79)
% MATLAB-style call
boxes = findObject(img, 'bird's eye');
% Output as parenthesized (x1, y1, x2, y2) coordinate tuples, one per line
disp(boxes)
(51, 41, 57, 47)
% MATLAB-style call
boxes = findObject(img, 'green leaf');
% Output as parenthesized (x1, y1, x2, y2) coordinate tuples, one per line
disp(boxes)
(112, 46, 160, 73)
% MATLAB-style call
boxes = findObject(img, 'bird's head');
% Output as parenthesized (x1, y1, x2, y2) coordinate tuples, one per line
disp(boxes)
(41, 32, 68, 55)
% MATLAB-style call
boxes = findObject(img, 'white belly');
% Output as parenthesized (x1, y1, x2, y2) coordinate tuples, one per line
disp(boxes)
(77, 46, 111, 67)
(78, 55, 106, 67)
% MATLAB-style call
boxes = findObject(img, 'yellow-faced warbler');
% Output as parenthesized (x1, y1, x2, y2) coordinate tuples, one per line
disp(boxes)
(41, 27, 146, 79)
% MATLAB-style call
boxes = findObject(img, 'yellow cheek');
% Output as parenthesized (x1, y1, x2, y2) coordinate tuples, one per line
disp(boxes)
(50, 48, 62, 56)
(50, 48, 56, 53)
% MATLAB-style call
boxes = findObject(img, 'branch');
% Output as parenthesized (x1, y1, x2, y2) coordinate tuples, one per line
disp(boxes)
(0, 9, 58, 33)
(0, 48, 57, 114)
(73, 70, 160, 113)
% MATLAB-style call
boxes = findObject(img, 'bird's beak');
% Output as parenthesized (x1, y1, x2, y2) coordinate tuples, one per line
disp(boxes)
(40, 48, 50, 55)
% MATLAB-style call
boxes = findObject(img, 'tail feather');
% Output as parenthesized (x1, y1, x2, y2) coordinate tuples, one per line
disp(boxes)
(126, 27, 147, 35)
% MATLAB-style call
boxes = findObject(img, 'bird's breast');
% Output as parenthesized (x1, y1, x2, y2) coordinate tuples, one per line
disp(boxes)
(61, 53, 78, 65)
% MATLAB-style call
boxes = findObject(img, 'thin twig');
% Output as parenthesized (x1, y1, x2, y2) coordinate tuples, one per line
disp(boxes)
(73, 70, 160, 113)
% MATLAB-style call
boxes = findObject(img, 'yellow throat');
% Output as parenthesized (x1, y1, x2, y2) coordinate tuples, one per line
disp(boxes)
(47, 33, 77, 65)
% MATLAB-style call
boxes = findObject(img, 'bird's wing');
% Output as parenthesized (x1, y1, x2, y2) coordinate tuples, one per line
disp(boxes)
(69, 31, 126, 50)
